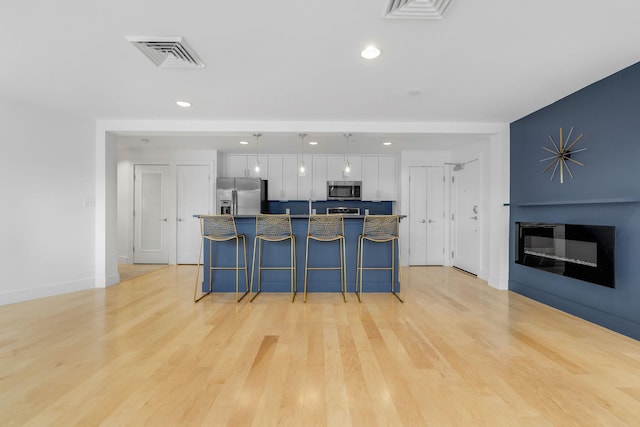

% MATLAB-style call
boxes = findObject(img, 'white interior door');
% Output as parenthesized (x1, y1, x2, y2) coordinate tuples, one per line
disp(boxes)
(409, 166, 445, 265)
(409, 167, 427, 265)
(452, 160, 480, 275)
(426, 166, 444, 265)
(177, 165, 210, 264)
(134, 165, 169, 264)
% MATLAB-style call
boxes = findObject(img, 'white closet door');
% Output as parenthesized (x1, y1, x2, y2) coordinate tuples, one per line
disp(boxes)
(409, 167, 428, 265)
(409, 166, 445, 265)
(425, 166, 444, 265)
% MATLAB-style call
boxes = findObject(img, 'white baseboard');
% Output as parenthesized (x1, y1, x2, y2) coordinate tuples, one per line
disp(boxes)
(106, 273, 120, 287)
(0, 276, 95, 306)
(118, 255, 130, 264)
(488, 274, 509, 290)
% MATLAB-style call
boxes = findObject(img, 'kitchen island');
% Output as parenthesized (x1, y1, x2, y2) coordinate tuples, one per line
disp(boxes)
(196, 215, 403, 297)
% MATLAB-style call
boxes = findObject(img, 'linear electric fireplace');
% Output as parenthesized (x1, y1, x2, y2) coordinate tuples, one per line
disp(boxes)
(515, 222, 615, 288)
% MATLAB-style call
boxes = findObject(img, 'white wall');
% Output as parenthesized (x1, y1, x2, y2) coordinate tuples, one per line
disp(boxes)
(0, 98, 96, 304)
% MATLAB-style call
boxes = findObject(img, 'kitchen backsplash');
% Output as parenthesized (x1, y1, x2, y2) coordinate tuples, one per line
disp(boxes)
(267, 200, 392, 215)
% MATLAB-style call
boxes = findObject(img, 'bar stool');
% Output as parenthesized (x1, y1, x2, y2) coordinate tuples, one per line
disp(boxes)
(303, 214, 347, 303)
(250, 214, 296, 302)
(193, 215, 249, 303)
(355, 215, 403, 303)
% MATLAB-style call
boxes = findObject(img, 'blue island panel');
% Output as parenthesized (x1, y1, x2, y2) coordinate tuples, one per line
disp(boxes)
(201, 216, 400, 294)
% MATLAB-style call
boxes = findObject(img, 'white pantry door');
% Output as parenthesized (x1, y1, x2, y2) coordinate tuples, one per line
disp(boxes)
(409, 166, 445, 265)
(133, 165, 170, 264)
(176, 165, 210, 264)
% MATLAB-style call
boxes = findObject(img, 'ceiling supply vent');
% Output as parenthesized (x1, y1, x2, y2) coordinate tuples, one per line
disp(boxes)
(383, 0, 453, 20)
(126, 36, 205, 68)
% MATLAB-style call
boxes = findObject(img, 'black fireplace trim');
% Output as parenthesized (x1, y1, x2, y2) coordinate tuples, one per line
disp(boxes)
(515, 222, 615, 288)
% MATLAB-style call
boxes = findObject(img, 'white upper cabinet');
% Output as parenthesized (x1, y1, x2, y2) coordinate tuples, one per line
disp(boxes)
(312, 156, 328, 200)
(361, 155, 396, 200)
(327, 155, 361, 181)
(268, 155, 298, 200)
(224, 153, 395, 201)
(361, 156, 379, 200)
(225, 155, 249, 177)
(224, 154, 268, 178)
(247, 155, 269, 179)
(297, 154, 313, 200)
(377, 156, 396, 200)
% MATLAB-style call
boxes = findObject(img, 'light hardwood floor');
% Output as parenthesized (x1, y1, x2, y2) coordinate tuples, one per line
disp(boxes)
(1, 266, 640, 426)
(118, 263, 170, 283)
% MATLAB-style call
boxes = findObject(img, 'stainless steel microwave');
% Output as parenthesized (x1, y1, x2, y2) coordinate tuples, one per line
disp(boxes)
(327, 181, 361, 200)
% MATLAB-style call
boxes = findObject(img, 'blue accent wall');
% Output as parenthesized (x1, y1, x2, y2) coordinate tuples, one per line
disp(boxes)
(510, 61, 640, 340)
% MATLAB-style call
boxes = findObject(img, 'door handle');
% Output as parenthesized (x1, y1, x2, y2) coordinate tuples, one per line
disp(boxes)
(470, 216, 478, 220)
(428, 219, 436, 223)
(161, 218, 168, 222)
(419, 219, 426, 223)
(177, 218, 184, 222)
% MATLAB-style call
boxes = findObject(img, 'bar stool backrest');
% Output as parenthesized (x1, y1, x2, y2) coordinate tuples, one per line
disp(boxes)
(201, 215, 238, 240)
(362, 215, 399, 240)
(256, 214, 292, 240)
(308, 214, 344, 239)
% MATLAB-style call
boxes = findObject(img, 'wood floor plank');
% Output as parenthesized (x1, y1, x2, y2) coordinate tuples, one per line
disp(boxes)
(1, 265, 640, 426)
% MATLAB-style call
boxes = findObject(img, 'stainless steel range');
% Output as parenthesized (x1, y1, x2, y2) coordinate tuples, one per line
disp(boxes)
(326, 207, 360, 215)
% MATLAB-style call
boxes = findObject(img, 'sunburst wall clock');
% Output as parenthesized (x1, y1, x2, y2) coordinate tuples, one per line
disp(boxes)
(540, 127, 586, 183)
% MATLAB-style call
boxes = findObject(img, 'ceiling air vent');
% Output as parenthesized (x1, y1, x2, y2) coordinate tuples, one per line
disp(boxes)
(383, 0, 453, 19)
(126, 36, 205, 68)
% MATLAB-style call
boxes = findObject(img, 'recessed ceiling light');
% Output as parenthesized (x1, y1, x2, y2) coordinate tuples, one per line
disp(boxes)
(383, 141, 392, 146)
(176, 100, 191, 107)
(309, 141, 318, 145)
(361, 45, 381, 59)
(140, 138, 150, 143)
(239, 140, 249, 145)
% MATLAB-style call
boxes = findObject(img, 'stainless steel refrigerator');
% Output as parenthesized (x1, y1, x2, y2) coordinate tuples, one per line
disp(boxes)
(216, 177, 267, 215)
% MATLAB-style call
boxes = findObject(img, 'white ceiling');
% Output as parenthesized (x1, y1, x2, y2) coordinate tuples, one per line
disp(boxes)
(3, 0, 640, 152)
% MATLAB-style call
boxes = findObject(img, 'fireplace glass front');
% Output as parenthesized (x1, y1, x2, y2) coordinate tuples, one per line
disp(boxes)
(515, 222, 615, 288)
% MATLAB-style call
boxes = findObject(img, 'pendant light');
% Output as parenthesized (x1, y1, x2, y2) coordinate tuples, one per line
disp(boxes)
(298, 133, 307, 177)
(253, 133, 262, 173)
(343, 133, 352, 178)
